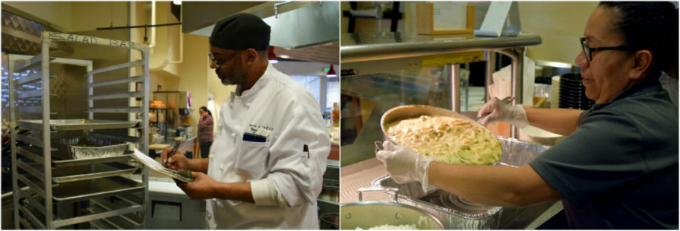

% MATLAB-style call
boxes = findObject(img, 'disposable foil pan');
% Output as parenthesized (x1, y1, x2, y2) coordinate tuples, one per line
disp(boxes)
(371, 137, 553, 229)
(59, 137, 128, 160)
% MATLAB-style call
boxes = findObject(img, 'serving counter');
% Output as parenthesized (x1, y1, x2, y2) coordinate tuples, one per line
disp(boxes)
(340, 32, 542, 167)
(340, 137, 564, 229)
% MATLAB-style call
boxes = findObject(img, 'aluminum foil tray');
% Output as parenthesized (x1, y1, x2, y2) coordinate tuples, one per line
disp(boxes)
(25, 175, 144, 204)
(52, 152, 133, 167)
(59, 137, 128, 160)
(19, 119, 138, 131)
(371, 137, 553, 229)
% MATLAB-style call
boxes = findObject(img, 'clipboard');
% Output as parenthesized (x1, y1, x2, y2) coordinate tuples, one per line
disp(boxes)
(132, 148, 194, 183)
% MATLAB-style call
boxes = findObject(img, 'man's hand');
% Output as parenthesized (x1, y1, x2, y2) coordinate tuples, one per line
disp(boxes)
(175, 171, 216, 200)
(478, 97, 529, 128)
(160, 146, 190, 170)
(376, 141, 435, 192)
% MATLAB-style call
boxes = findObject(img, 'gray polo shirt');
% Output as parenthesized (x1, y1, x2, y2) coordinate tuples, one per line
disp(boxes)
(529, 73, 679, 229)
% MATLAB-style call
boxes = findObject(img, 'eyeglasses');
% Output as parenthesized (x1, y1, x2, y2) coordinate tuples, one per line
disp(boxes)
(208, 51, 241, 68)
(580, 37, 633, 62)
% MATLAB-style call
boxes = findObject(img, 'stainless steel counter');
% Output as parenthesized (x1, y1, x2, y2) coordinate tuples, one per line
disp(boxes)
(340, 157, 563, 229)
(340, 158, 389, 204)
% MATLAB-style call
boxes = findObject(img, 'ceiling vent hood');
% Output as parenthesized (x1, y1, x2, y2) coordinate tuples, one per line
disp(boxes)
(182, 1, 339, 49)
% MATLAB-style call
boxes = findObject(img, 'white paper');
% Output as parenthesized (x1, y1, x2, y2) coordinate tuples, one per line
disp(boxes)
(133, 148, 166, 171)
(132, 148, 193, 182)
(433, 2, 468, 30)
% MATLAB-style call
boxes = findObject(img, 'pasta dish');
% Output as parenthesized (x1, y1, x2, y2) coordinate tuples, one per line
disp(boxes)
(386, 115, 502, 165)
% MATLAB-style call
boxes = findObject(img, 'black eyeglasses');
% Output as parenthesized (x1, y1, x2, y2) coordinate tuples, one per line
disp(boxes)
(208, 51, 241, 68)
(580, 37, 633, 62)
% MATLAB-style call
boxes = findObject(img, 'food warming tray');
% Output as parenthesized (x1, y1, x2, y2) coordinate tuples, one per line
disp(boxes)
(341, 187, 445, 230)
(371, 137, 557, 229)
(24, 175, 145, 204)
(19, 119, 138, 131)
(21, 159, 138, 183)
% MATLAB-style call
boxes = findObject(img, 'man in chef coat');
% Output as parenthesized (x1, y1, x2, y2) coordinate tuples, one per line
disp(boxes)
(161, 13, 330, 229)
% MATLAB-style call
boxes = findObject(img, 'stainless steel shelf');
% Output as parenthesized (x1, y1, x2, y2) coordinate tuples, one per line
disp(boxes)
(21, 159, 138, 183)
(14, 56, 55, 73)
(19, 119, 138, 131)
(23, 175, 145, 204)
(52, 200, 143, 228)
(89, 91, 143, 100)
(16, 90, 49, 99)
(10, 33, 150, 229)
(15, 135, 57, 150)
(52, 152, 132, 167)
(17, 106, 57, 115)
(341, 33, 542, 63)
(87, 60, 144, 76)
(16, 75, 56, 86)
(88, 107, 144, 113)
(89, 75, 143, 88)
(16, 146, 48, 165)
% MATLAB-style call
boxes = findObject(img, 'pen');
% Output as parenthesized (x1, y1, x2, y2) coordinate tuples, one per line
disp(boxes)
(165, 142, 181, 168)
(303, 144, 309, 158)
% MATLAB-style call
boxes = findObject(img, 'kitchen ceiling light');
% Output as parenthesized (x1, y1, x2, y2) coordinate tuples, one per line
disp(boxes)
(326, 64, 337, 77)
(268, 46, 279, 63)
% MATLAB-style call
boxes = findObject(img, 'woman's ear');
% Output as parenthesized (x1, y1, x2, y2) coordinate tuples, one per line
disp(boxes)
(629, 50, 653, 80)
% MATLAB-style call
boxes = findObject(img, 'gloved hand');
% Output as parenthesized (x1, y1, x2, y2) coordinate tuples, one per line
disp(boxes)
(478, 97, 529, 128)
(376, 141, 435, 193)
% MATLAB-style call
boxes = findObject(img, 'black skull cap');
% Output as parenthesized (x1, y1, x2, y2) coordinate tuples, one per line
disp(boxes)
(209, 13, 270, 51)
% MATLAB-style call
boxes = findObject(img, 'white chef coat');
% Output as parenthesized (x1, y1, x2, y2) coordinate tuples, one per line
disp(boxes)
(205, 63, 330, 229)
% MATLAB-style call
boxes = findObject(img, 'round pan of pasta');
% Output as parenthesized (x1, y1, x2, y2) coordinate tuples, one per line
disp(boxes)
(380, 105, 502, 165)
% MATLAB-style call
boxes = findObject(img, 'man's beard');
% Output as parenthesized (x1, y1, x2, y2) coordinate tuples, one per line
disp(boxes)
(218, 60, 246, 86)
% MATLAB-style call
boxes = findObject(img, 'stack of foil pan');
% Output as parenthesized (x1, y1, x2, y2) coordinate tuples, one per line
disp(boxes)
(371, 137, 558, 229)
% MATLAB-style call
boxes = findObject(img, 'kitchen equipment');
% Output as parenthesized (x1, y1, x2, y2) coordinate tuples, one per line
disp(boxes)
(370, 137, 559, 229)
(381, 105, 494, 144)
(8, 34, 150, 229)
(559, 73, 594, 110)
(20, 175, 146, 204)
(18, 119, 138, 131)
(320, 213, 339, 229)
(19, 159, 137, 183)
(319, 179, 339, 203)
(340, 187, 445, 230)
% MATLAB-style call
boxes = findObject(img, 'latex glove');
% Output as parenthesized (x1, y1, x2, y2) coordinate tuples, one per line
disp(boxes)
(478, 97, 529, 128)
(376, 140, 435, 193)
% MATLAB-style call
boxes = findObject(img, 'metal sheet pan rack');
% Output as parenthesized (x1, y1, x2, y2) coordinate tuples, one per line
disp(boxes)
(9, 31, 150, 229)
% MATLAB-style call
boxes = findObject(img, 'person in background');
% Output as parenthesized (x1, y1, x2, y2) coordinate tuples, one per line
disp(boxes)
(161, 13, 330, 229)
(376, 2, 678, 229)
(197, 106, 214, 158)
